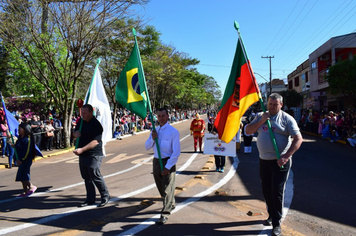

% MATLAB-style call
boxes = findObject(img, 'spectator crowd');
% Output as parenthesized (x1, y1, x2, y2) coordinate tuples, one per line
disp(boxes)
(298, 108, 356, 146)
(1, 105, 207, 168)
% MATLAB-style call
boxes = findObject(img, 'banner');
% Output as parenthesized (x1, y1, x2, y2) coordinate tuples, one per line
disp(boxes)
(203, 133, 236, 157)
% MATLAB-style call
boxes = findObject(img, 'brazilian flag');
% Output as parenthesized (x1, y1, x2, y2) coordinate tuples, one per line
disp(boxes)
(115, 36, 148, 119)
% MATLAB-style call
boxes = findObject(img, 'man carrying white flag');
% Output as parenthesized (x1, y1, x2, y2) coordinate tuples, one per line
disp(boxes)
(72, 59, 112, 208)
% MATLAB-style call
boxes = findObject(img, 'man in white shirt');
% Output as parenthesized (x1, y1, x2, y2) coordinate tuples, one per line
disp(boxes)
(145, 108, 181, 225)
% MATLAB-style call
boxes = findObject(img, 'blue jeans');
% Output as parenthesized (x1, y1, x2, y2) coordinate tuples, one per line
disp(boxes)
(7, 144, 14, 167)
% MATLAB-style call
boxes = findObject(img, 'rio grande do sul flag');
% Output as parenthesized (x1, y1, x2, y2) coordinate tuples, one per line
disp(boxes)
(115, 30, 148, 119)
(214, 22, 260, 143)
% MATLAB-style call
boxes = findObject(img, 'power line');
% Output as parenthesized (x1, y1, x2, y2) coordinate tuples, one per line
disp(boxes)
(196, 64, 292, 72)
(273, 0, 319, 56)
(261, 0, 301, 56)
(267, 0, 310, 55)
(278, 0, 352, 70)
(280, 2, 356, 70)
(255, 0, 301, 70)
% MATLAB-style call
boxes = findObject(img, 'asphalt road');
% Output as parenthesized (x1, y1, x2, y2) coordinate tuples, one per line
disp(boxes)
(0, 117, 355, 236)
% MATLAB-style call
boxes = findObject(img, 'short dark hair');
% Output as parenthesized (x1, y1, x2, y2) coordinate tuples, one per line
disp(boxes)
(157, 107, 168, 115)
(19, 122, 32, 136)
(269, 93, 283, 103)
(82, 104, 93, 112)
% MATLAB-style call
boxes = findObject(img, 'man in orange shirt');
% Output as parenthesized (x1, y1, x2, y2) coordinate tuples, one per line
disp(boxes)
(190, 114, 205, 153)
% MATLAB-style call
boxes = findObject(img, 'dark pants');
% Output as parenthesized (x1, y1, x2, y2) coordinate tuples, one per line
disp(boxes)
(243, 136, 253, 146)
(208, 123, 212, 132)
(45, 136, 53, 150)
(54, 130, 61, 148)
(214, 155, 225, 168)
(33, 134, 42, 150)
(259, 158, 291, 227)
(1, 137, 7, 156)
(153, 158, 176, 218)
(79, 155, 109, 202)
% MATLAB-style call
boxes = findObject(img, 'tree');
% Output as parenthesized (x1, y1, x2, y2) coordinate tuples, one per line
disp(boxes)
(326, 56, 356, 109)
(0, 41, 10, 96)
(280, 89, 303, 108)
(0, 0, 147, 147)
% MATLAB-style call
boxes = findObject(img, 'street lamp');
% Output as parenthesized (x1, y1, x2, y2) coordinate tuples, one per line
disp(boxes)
(254, 72, 269, 83)
(254, 72, 270, 101)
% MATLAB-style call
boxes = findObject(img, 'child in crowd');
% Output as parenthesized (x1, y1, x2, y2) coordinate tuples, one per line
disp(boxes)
(113, 126, 122, 140)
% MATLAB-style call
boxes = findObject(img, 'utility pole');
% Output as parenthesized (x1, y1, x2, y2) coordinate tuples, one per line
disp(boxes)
(261, 55, 274, 98)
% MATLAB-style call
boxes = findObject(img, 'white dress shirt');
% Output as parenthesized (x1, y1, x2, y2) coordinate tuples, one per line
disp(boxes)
(145, 122, 181, 169)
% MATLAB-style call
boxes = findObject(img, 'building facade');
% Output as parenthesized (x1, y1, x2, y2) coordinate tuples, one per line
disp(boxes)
(288, 32, 356, 112)
(259, 79, 287, 102)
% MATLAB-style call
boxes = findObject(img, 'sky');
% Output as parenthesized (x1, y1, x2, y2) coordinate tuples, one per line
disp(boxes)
(132, 0, 356, 93)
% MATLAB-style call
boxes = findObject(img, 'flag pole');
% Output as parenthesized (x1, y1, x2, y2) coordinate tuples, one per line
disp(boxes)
(132, 28, 164, 171)
(0, 91, 19, 161)
(75, 59, 101, 149)
(234, 21, 282, 165)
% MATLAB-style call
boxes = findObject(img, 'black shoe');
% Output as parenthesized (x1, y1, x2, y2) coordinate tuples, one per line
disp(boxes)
(97, 197, 109, 207)
(155, 216, 168, 225)
(78, 201, 95, 207)
(272, 226, 281, 236)
(263, 217, 272, 226)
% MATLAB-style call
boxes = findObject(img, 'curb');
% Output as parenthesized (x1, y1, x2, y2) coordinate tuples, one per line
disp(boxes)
(0, 147, 76, 170)
(301, 130, 347, 145)
(0, 118, 192, 170)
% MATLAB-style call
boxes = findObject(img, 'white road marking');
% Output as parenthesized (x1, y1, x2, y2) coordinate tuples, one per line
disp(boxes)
(41, 156, 78, 163)
(106, 153, 144, 164)
(117, 156, 240, 236)
(0, 134, 191, 205)
(0, 134, 192, 235)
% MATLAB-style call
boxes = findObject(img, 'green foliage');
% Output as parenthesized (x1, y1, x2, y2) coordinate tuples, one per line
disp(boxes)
(0, 1, 221, 146)
(7, 45, 46, 100)
(326, 56, 356, 108)
(280, 89, 303, 108)
(0, 0, 149, 147)
(95, 19, 221, 111)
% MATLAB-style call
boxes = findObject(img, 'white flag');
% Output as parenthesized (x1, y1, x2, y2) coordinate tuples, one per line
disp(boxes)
(85, 60, 112, 155)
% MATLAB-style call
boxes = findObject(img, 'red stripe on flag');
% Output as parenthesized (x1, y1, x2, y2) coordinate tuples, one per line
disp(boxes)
(214, 62, 260, 143)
